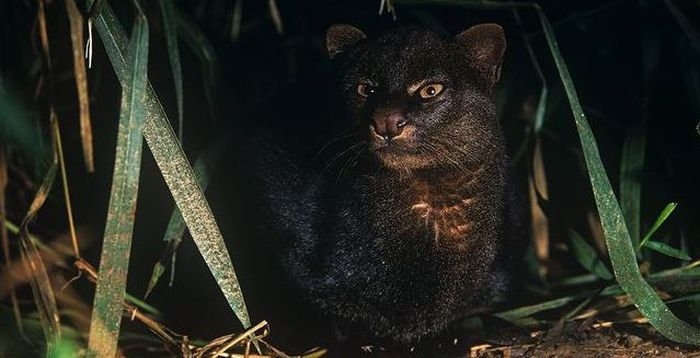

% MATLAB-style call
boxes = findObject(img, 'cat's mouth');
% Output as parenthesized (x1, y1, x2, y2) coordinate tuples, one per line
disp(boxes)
(373, 149, 433, 171)
(369, 127, 432, 170)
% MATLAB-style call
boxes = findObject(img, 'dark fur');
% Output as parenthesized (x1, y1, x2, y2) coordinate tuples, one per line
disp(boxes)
(251, 25, 522, 344)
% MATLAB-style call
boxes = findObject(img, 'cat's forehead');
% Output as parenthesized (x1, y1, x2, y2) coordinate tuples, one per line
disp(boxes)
(353, 28, 456, 85)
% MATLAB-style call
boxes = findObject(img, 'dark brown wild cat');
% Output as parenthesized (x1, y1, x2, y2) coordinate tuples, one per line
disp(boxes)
(250, 23, 525, 344)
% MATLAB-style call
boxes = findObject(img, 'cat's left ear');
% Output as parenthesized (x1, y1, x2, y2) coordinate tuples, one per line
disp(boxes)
(326, 24, 366, 60)
(456, 23, 506, 86)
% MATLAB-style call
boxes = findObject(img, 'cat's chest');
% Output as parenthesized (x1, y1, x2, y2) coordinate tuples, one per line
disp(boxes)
(410, 177, 477, 242)
(380, 171, 483, 243)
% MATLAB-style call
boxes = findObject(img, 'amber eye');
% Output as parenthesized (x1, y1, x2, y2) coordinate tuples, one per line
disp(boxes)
(357, 83, 375, 98)
(418, 83, 444, 100)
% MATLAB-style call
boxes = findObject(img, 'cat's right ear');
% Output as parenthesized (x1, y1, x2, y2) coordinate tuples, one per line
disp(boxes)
(456, 23, 506, 86)
(326, 25, 366, 60)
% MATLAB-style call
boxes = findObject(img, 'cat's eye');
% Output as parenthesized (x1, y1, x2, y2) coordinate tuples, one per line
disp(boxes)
(418, 83, 444, 100)
(356, 83, 375, 98)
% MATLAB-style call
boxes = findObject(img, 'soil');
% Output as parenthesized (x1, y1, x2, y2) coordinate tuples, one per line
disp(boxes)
(324, 320, 700, 357)
(470, 321, 698, 358)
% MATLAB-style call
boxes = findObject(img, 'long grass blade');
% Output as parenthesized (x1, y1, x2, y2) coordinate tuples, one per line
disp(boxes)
(639, 202, 677, 249)
(87, 9, 149, 358)
(267, 0, 283, 34)
(567, 229, 613, 280)
(145, 134, 229, 297)
(619, 125, 647, 256)
(394, 0, 700, 345)
(19, 112, 62, 354)
(230, 0, 243, 41)
(637, 202, 686, 260)
(53, 108, 80, 259)
(65, 0, 94, 173)
(494, 295, 581, 323)
(177, 10, 220, 123)
(158, 0, 184, 141)
(642, 240, 691, 261)
(37, 0, 51, 69)
(533, 4, 700, 345)
(88, 0, 251, 329)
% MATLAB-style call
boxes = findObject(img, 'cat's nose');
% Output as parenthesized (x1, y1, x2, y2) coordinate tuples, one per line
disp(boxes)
(372, 111, 407, 140)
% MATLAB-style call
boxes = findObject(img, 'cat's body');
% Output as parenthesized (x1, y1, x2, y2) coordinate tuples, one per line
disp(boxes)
(247, 24, 523, 344)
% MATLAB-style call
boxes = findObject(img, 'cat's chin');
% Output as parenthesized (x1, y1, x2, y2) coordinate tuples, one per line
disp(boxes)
(373, 150, 432, 172)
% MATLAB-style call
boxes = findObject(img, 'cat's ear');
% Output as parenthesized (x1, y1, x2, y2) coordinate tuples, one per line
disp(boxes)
(456, 23, 506, 85)
(326, 25, 366, 60)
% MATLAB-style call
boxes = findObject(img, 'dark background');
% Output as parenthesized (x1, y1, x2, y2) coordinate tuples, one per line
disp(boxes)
(1, 0, 699, 354)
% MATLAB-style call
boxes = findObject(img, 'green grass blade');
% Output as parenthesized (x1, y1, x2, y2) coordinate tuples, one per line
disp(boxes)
(158, 0, 184, 141)
(533, 5, 700, 345)
(145, 134, 229, 297)
(639, 202, 677, 249)
(89, 0, 251, 329)
(394, 0, 700, 346)
(18, 117, 62, 354)
(667, 293, 700, 304)
(124, 293, 161, 316)
(176, 10, 220, 123)
(642, 240, 691, 261)
(619, 126, 647, 255)
(65, 0, 94, 173)
(567, 229, 613, 280)
(87, 8, 149, 358)
(494, 295, 580, 323)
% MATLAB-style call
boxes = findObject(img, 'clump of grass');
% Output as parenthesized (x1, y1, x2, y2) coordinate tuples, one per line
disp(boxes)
(2, 0, 700, 356)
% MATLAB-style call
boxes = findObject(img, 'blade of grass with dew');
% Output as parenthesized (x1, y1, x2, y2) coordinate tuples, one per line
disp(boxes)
(531, 2, 700, 344)
(18, 114, 62, 354)
(639, 202, 677, 249)
(176, 10, 219, 123)
(395, 0, 700, 346)
(65, 0, 94, 173)
(125, 293, 161, 316)
(563, 295, 594, 321)
(567, 229, 613, 280)
(619, 125, 647, 257)
(145, 134, 229, 297)
(88, 0, 251, 329)
(267, 0, 283, 34)
(87, 9, 149, 358)
(494, 295, 582, 324)
(642, 240, 691, 261)
(54, 106, 80, 259)
(37, 0, 51, 68)
(230, 0, 243, 41)
(158, 0, 184, 141)
(667, 293, 700, 304)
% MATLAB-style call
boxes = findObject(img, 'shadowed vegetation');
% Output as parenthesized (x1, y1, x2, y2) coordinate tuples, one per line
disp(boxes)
(1, 0, 700, 356)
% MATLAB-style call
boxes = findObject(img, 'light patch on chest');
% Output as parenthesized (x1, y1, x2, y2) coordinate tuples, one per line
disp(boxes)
(407, 168, 483, 242)
(411, 196, 475, 242)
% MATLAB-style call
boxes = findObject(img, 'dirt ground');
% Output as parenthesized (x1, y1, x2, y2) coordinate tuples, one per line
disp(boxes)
(324, 320, 700, 357)
(468, 321, 699, 358)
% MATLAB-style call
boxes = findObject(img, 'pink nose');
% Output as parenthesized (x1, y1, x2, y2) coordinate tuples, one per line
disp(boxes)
(372, 111, 407, 139)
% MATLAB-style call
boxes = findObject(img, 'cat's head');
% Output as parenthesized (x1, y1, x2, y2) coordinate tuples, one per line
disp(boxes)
(326, 24, 506, 173)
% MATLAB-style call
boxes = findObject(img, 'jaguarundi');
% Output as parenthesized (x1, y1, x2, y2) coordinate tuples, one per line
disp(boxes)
(244, 22, 526, 345)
